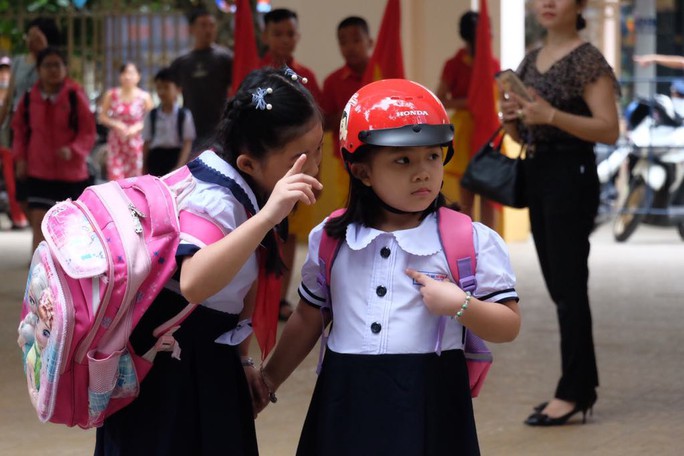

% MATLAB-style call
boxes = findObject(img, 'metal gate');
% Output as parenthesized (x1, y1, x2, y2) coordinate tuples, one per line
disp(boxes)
(5, 8, 192, 102)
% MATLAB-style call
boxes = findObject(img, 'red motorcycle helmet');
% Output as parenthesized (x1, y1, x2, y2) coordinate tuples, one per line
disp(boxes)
(339, 79, 454, 164)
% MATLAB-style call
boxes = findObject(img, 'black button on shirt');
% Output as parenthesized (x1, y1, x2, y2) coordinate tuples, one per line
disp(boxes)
(376, 285, 387, 297)
(380, 247, 391, 258)
(371, 322, 382, 333)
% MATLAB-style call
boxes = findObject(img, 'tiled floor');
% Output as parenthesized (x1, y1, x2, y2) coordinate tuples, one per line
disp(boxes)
(1, 223, 683, 455)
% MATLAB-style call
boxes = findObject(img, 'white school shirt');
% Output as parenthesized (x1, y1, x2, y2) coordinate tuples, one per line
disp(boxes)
(167, 150, 259, 316)
(141, 105, 196, 149)
(298, 213, 518, 355)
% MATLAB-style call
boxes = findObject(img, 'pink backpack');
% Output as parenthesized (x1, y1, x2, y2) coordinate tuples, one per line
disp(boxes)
(317, 207, 492, 397)
(17, 168, 217, 428)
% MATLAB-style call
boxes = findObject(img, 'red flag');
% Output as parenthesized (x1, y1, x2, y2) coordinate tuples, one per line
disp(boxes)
(467, 0, 499, 156)
(252, 251, 282, 359)
(230, 0, 260, 96)
(362, 0, 404, 84)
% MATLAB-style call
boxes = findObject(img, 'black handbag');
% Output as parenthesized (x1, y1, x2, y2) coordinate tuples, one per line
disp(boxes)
(460, 127, 527, 209)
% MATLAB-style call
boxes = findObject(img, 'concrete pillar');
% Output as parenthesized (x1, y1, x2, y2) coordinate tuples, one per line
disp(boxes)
(499, 0, 526, 71)
(634, 0, 657, 97)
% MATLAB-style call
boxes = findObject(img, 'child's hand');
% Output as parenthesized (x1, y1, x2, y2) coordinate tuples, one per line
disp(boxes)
(15, 159, 27, 180)
(260, 154, 323, 226)
(57, 146, 72, 161)
(243, 364, 269, 417)
(112, 121, 127, 137)
(405, 268, 467, 317)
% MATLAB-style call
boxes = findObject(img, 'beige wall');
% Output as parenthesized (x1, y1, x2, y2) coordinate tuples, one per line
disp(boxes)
(272, 0, 496, 92)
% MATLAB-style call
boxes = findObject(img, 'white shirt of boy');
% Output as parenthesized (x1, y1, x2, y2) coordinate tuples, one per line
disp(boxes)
(299, 215, 518, 355)
(142, 105, 196, 149)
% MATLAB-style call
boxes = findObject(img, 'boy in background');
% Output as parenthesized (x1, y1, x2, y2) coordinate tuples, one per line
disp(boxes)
(142, 68, 196, 177)
(316, 16, 374, 241)
(260, 8, 322, 104)
(170, 8, 231, 150)
(320, 16, 373, 159)
(260, 7, 322, 320)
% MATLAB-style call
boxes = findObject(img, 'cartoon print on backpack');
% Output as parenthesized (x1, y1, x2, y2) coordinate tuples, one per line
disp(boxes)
(18, 261, 57, 409)
(28, 297, 54, 403)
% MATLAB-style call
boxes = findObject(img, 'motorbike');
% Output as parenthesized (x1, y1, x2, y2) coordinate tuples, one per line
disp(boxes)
(595, 140, 630, 227)
(612, 94, 684, 242)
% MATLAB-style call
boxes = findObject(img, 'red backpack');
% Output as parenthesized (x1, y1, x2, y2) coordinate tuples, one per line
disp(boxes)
(317, 207, 492, 397)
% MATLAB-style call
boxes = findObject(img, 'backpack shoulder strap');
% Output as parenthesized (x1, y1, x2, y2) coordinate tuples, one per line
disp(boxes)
(433, 207, 478, 356)
(437, 207, 477, 292)
(162, 166, 225, 248)
(314, 208, 346, 374)
(67, 89, 78, 134)
(150, 107, 158, 142)
(436, 207, 491, 398)
(177, 107, 186, 142)
(318, 208, 346, 288)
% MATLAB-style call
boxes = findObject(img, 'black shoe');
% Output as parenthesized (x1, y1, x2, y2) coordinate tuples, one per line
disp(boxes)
(525, 399, 596, 426)
(533, 401, 548, 413)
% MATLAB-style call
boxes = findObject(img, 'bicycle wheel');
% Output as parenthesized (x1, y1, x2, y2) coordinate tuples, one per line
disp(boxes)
(613, 179, 650, 242)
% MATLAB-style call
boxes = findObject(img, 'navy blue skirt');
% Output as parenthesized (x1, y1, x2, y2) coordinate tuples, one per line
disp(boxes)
(297, 348, 480, 456)
(95, 292, 258, 456)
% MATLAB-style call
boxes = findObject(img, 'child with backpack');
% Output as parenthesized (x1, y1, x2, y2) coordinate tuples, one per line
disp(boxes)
(94, 67, 323, 455)
(259, 79, 521, 455)
(11, 47, 96, 253)
(142, 67, 196, 176)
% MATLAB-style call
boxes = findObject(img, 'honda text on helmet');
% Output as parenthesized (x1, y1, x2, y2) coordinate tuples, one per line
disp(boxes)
(339, 79, 455, 166)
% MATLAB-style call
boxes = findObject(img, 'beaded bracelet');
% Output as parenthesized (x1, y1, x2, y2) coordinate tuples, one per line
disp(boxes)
(452, 291, 472, 319)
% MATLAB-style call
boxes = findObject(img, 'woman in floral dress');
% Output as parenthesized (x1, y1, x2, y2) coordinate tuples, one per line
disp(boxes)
(99, 62, 153, 180)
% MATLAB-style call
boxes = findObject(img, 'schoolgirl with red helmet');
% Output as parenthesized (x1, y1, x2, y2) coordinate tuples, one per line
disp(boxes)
(261, 79, 521, 455)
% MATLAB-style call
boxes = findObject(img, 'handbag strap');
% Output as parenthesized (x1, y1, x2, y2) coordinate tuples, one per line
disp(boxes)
(487, 126, 505, 151)
(494, 126, 527, 159)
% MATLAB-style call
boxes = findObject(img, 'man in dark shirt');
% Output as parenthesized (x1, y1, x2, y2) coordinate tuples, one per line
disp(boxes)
(170, 8, 232, 150)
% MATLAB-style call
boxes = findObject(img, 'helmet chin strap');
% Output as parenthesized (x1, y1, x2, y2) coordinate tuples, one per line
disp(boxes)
(369, 188, 433, 215)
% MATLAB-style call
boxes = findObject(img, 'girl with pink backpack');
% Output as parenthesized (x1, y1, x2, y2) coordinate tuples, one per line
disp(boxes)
(94, 67, 323, 455)
(259, 79, 521, 455)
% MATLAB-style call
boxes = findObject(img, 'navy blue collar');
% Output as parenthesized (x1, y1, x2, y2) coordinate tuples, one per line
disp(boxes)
(187, 151, 258, 215)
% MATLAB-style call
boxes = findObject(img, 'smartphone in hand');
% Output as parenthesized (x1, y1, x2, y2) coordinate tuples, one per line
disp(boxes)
(496, 69, 533, 102)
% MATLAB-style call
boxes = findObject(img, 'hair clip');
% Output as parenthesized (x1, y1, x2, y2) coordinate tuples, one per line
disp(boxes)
(252, 87, 273, 110)
(283, 66, 308, 84)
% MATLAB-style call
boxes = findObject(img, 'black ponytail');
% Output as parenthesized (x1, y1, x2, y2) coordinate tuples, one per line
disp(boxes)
(214, 67, 322, 275)
(575, 1, 587, 31)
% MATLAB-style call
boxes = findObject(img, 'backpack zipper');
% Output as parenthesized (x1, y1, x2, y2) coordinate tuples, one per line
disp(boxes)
(89, 185, 151, 353)
(129, 204, 145, 234)
(75, 185, 151, 363)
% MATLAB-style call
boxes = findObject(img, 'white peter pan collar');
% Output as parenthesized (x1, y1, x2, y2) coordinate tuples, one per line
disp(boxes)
(344, 212, 442, 256)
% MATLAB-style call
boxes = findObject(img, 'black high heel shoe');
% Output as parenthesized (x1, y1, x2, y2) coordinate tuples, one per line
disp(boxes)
(533, 402, 548, 413)
(525, 399, 596, 427)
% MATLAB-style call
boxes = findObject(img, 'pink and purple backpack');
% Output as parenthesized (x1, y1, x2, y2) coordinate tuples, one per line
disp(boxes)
(17, 168, 221, 428)
(317, 207, 492, 397)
